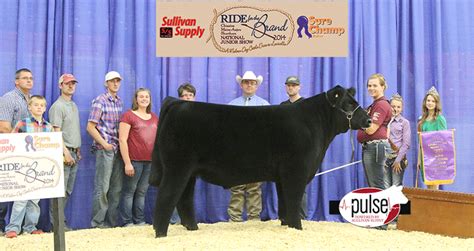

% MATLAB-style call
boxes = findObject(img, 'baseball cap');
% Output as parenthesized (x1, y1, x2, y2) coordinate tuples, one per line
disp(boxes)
(285, 76, 300, 85)
(58, 73, 77, 85)
(105, 71, 122, 82)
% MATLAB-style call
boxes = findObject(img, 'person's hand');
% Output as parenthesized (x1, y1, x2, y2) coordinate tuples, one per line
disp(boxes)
(102, 143, 114, 151)
(392, 161, 402, 174)
(64, 150, 76, 166)
(76, 148, 82, 161)
(124, 163, 135, 177)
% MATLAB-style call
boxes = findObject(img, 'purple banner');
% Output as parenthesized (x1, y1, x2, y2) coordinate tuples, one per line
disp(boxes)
(420, 130, 456, 185)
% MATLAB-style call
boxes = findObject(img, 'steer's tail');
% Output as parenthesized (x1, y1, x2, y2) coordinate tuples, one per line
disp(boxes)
(149, 96, 179, 187)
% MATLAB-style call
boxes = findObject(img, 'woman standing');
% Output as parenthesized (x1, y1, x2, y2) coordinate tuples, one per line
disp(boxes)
(119, 88, 158, 226)
(357, 73, 392, 190)
(385, 94, 411, 188)
(417, 86, 447, 190)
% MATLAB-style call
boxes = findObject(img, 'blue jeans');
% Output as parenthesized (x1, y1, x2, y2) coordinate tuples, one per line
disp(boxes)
(120, 161, 151, 225)
(362, 140, 390, 190)
(384, 156, 407, 188)
(91, 149, 123, 228)
(5, 199, 40, 234)
(0, 202, 8, 231)
(49, 150, 79, 227)
(170, 207, 181, 224)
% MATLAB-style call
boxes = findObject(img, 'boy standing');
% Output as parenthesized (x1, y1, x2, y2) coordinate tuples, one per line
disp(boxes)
(5, 95, 53, 238)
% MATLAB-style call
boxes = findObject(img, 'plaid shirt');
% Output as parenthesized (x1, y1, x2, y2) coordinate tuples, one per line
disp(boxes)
(0, 87, 31, 127)
(12, 117, 53, 133)
(88, 92, 123, 151)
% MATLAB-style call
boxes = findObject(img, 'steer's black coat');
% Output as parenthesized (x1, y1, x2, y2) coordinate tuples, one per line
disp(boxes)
(150, 85, 371, 237)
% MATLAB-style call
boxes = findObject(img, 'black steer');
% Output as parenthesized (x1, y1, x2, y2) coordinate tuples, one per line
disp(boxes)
(149, 85, 371, 237)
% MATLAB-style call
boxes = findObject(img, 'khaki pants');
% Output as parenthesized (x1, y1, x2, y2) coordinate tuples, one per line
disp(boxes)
(227, 182, 262, 222)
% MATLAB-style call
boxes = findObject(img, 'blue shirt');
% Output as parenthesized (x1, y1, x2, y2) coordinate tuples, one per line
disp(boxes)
(228, 95, 270, 106)
(0, 87, 31, 127)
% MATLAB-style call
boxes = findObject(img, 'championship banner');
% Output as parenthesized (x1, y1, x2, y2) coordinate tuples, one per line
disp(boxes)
(156, 0, 348, 57)
(0, 132, 64, 202)
(419, 129, 456, 185)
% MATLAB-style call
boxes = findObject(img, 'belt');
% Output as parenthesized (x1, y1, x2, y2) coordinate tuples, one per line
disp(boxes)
(362, 139, 388, 147)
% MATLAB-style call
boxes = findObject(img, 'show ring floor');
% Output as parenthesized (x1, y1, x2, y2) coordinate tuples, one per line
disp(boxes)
(2, 220, 473, 250)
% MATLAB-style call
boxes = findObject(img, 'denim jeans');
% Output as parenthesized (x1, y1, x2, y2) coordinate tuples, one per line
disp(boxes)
(362, 140, 390, 190)
(91, 149, 124, 228)
(120, 161, 151, 225)
(0, 202, 8, 232)
(49, 150, 79, 227)
(384, 157, 407, 188)
(5, 199, 40, 234)
(170, 207, 181, 224)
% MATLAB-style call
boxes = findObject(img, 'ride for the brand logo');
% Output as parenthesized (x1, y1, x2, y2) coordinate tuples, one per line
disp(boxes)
(161, 16, 205, 38)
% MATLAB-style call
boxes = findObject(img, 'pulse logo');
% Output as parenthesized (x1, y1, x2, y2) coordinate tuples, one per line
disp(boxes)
(339, 186, 408, 228)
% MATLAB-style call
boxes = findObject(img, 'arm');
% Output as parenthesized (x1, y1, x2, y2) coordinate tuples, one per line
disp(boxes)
(53, 127, 75, 166)
(87, 100, 113, 151)
(363, 123, 380, 135)
(119, 122, 134, 177)
(395, 119, 411, 164)
(439, 115, 447, 130)
(86, 121, 113, 151)
(0, 121, 12, 133)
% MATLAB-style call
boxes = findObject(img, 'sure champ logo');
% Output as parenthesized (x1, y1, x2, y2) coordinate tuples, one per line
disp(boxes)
(207, 6, 295, 53)
(296, 15, 345, 38)
(339, 186, 408, 228)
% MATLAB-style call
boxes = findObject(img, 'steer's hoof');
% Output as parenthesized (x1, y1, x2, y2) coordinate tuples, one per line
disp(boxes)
(183, 223, 198, 231)
(155, 231, 167, 238)
(280, 219, 288, 226)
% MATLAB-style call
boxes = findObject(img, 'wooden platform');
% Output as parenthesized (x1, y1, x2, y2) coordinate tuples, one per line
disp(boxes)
(397, 187, 474, 238)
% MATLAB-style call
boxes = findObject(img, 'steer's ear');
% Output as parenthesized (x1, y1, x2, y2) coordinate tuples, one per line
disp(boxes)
(347, 87, 356, 97)
(327, 85, 344, 107)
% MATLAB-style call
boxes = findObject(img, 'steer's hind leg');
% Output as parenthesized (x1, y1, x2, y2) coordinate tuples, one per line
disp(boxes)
(177, 176, 198, 231)
(279, 167, 306, 230)
(153, 168, 192, 237)
(275, 182, 287, 225)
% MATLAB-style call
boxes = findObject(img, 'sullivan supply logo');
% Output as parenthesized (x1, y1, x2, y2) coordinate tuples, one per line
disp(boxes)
(296, 16, 345, 38)
(206, 7, 294, 54)
(160, 16, 205, 38)
(339, 186, 408, 227)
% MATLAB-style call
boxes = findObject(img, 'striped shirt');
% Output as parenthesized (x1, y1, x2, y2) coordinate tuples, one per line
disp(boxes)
(12, 117, 53, 133)
(0, 87, 31, 128)
(88, 92, 123, 151)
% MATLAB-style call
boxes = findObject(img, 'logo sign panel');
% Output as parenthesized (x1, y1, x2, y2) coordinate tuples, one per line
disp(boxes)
(0, 132, 64, 202)
(156, 0, 348, 57)
(339, 186, 408, 228)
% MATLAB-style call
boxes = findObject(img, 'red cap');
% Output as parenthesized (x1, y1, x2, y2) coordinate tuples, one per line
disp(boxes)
(58, 73, 78, 85)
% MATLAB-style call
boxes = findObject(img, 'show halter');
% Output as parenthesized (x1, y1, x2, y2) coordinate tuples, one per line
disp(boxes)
(325, 91, 362, 162)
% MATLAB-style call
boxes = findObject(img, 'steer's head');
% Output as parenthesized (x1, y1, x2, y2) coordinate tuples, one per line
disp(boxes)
(326, 85, 371, 132)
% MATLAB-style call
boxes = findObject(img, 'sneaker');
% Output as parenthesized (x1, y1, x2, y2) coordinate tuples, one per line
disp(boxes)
(123, 223, 135, 227)
(135, 222, 147, 226)
(31, 229, 44, 234)
(5, 231, 17, 238)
